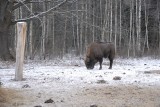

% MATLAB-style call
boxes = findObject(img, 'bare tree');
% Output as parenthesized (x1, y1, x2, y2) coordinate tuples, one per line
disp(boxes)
(110, 0, 113, 42)
(0, 0, 15, 60)
(128, 0, 133, 57)
(92, 1, 95, 42)
(29, 4, 33, 59)
(76, 0, 80, 55)
(114, 0, 118, 53)
(80, 1, 84, 56)
(138, 0, 142, 55)
(1, 0, 160, 59)
(0, 0, 67, 60)
(143, 0, 149, 54)
(132, 1, 136, 57)
(119, 0, 122, 47)
(84, 0, 88, 52)
(158, 0, 160, 52)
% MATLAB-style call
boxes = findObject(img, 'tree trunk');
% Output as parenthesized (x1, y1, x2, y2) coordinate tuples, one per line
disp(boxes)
(84, 1, 88, 53)
(80, 2, 84, 56)
(0, 0, 14, 60)
(63, 13, 67, 58)
(40, 1, 47, 59)
(92, 1, 95, 42)
(100, 0, 103, 40)
(76, 1, 80, 55)
(71, 5, 76, 53)
(114, 0, 117, 53)
(132, 2, 136, 57)
(128, 0, 133, 57)
(101, 0, 108, 41)
(136, 0, 138, 54)
(119, 0, 122, 47)
(110, 0, 113, 42)
(29, 4, 33, 60)
(138, 0, 142, 55)
(51, 1, 55, 58)
(107, 0, 110, 40)
(143, 0, 149, 54)
(158, 0, 160, 52)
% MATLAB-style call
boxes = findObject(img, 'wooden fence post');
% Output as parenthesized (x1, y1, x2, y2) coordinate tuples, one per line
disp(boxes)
(15, 22, 27, 81)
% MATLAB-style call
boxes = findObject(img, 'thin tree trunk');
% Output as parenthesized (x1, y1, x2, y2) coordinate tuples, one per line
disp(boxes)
(114, 0, 117, 53)
(101, 0, 108, 41)
(18, 7, 22, 19)
(132, 2, 136, 57)
(14, 8, 19, 56)
(92, 1, 95, 42)
(71, 5, 76, 53)
(136, 0, 138, 55)
(107, 0, 110, 40)
(84, 1, 88, 54)
(80, 1, 84, 56)
(158, 0, 160, 52)
(41, 1, 46, 59)
(76, 1, 80, 55)
(52, 12, 55, 58)
(143, 0, 149, 54)
(63, 15, 67, 58)
(119, 0, 122, 47)
(110, 0, 113, 42)
(100, 0, 103, 40)
(46, 2, 50, 58)
(128, 0, 133, 57)
(138, 0, 142, 55)
(29, 4, 33, 59)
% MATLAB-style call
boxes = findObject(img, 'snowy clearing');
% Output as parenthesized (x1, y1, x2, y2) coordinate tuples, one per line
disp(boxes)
(0, 57, 160, 107)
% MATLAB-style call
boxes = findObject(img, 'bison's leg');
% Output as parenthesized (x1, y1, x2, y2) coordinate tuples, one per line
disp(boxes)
(99, 58, 103, 70)
(108, 57, 113, 69)
(108, 55, 113, 69)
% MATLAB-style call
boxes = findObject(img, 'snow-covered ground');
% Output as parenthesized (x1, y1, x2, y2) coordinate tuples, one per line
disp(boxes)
(1, 57, 160, 87)
(0, 57, 160, 107)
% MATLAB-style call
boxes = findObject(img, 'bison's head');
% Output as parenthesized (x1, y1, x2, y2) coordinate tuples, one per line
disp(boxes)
(85, 57, 96, 69)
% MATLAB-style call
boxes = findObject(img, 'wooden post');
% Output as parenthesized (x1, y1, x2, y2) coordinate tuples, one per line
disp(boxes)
(15, 22, 27, 81)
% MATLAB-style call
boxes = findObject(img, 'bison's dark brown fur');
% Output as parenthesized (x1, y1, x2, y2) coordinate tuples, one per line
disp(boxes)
(85, 42, 115, 70)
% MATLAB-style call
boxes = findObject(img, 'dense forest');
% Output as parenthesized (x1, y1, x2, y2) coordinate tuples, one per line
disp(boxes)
(1, 0, 160, 60)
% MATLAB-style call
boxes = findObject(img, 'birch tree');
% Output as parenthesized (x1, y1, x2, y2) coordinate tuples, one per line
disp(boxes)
(138, 0, 142, 55)
(143, 0, 149, 54)
(158, 0, 160, 52)
(128, 0, 133, 57)
(0, 0, 67, 60)
(119, 0, 122, 47)
(92, 1, 95, 42)
(110, 0, 113, 42)
(40, 1, 47, 59)
(29, 4, 33, 59)
(114, 0, 118, 53)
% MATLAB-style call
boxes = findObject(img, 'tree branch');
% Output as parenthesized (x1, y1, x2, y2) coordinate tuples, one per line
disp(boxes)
(13, 0, 54, 10)
(13, 0, 32, 10)
(12, 0, 67, 24)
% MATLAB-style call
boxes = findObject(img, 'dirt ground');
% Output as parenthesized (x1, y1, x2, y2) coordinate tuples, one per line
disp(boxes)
(1, 83, 160, 107)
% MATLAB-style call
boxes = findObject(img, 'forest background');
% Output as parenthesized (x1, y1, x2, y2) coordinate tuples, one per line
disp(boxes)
(0, 0, 160, 60)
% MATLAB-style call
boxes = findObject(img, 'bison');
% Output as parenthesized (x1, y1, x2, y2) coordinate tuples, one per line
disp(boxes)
(85, 42, 115, 70)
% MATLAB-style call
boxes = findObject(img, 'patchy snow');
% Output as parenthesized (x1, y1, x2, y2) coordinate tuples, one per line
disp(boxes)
(1, 57, 160, 87)
(0, 57, 160, 107)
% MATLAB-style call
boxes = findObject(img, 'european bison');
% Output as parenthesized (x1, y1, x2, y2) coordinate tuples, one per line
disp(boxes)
(85, 42, 115, 70)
